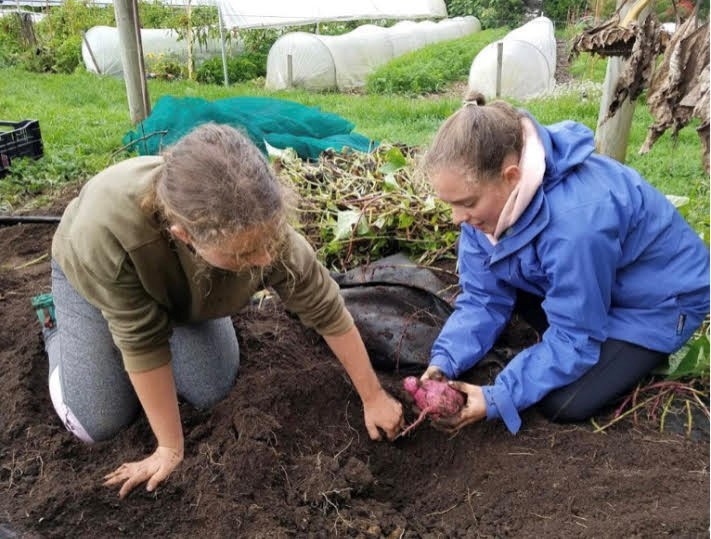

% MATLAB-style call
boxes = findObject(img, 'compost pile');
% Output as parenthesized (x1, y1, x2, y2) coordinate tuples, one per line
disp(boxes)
(0, 178, 708, 537)
(275, 143, 458, 272)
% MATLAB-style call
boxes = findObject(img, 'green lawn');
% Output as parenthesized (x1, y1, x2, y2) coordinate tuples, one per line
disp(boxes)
(1, 63, 707, 232)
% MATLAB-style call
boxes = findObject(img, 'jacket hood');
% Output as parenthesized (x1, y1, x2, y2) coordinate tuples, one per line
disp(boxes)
(484, 115, 595, 262)
(529, 115, 596, 189)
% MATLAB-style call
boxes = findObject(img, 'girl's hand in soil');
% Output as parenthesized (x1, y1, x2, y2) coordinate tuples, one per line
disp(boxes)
(363, 388, 405, 442)
(103, 446, 183, 499)
(420, 366, 447, 382)
(432, 382, 487, 433)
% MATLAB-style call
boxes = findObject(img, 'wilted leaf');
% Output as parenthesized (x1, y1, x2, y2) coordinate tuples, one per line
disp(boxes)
(383, 173, 399, 191)
(333, 210, 369, 240)
(569, 14, 637, 58)
(665, 194, 690, 208)
(641, 17, 709, 171)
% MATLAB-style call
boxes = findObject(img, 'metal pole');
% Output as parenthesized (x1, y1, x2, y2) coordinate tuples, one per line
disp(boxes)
(81, 31, 102, 74)
(287, 54, 293, 87)
(131, 0, 150, 117)
(216, 2, 229, 86)
(496, 41, 503, 98)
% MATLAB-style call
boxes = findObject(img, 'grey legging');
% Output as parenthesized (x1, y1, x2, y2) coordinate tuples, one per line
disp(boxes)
(46, 260, 240, 443)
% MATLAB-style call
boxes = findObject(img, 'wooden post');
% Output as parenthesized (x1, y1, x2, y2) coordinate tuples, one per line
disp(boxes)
(594, 0, 650, 162)
(17, 12, 37, 47)
(186, 0, 194, 80)
(496, 42, 503, 98)
(113, 0, 150, 125)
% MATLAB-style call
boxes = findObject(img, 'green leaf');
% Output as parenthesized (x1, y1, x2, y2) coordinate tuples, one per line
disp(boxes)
(667, 335, 710, 379)
(398, 213, 415, 229)
(378, 147, 407, 174)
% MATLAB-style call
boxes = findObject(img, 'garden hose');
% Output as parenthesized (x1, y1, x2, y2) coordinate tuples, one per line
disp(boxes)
(0, 215, 61, 226)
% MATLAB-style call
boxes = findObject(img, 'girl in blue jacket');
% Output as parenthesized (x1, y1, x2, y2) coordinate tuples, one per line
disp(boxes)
(421, 91, 709, 434)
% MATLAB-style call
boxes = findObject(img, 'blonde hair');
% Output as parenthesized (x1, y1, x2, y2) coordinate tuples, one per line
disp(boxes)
(423, 90, 524, 183)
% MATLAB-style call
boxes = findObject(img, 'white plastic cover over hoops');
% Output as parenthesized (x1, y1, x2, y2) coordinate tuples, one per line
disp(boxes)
(218, 0, 448, 29)
(325, 25, 394, 89)
(467, 16, 556, 100)
(13, 0, 446, 22)
(388, 21, 428, 56)
(82, 25, 226, 77)
(266, 16, 481, 91)
(264, 32, 336, 91)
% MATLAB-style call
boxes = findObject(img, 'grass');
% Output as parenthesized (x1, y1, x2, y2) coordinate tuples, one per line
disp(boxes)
(0, 46, 707, 228)
(365, 27, 509, 95)
(569, 52, 608, 81)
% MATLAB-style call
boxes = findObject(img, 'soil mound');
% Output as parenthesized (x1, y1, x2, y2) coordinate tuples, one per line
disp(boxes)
(0, 215, 708, 538)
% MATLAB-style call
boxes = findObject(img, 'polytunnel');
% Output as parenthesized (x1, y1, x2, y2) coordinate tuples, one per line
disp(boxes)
(263, 32, 337, 91)
(217, 0, 448, 29)
(82, 25, 229, 77)
(388, 21, 428, 56)
(467, 16, 556, 100)
(326, 25, 395, 89)
(266, 16, 481, 91)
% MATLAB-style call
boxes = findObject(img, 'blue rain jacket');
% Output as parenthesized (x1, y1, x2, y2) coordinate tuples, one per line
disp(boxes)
(430, 117, 710, 434)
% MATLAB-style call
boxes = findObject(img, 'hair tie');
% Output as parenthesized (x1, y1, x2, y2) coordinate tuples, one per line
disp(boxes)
(462, 99, 479, 107)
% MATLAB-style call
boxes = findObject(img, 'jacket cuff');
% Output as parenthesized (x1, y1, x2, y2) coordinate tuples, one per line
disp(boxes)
(429, 356, 457, 379)
(482, 385, 522, 434)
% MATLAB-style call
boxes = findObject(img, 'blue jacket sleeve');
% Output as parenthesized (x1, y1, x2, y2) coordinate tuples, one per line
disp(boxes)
(430, 225, 516, 378)
(483, 211, 620, 433)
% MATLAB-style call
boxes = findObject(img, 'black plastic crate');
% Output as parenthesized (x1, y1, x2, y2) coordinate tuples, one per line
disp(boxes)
(0, 119, 44, 176)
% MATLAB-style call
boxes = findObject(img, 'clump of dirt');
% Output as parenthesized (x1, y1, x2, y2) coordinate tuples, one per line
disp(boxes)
(0, 209, 708, 538)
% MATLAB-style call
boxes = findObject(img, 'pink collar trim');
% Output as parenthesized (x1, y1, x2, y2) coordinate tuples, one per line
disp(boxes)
(486, 117, 545, 245)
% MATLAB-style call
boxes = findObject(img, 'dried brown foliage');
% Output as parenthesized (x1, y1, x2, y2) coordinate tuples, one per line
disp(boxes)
(569, 13, 639, 58)
(641, 17, 710, 171)
(604, 15, 668, 117)
(570, 13, 669, 117)
(570, 4, 709, 171)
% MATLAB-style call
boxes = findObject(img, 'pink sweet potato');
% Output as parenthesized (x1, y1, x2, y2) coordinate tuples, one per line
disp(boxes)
(398, 376, 465, 437)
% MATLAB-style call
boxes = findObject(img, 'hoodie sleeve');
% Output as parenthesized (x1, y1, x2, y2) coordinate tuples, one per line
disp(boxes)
(482, 209, 619, 433)
(267, 228, 353, 336)
(430, 225, 516, 378)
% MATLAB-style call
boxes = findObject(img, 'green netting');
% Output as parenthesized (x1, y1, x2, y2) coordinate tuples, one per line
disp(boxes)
(122, 96, 376, 160)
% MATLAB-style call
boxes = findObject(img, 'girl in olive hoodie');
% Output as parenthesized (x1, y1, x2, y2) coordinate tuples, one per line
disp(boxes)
(48, 123, 404, 498)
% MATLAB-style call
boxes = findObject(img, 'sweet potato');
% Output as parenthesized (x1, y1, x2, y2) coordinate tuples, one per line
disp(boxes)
(398, 376, 465, 437)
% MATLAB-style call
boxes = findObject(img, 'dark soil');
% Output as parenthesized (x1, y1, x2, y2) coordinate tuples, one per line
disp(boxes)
(0, 193, 709, 538)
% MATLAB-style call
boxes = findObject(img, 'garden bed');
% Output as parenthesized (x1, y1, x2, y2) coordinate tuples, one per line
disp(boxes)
(0, 190, 708, 538)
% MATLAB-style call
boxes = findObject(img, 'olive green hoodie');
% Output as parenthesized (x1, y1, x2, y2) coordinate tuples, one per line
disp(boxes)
(52, 156, 352, 372)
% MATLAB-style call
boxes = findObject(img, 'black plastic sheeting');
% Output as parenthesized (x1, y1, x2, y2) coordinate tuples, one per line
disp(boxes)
(332, 254, 455, 374)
